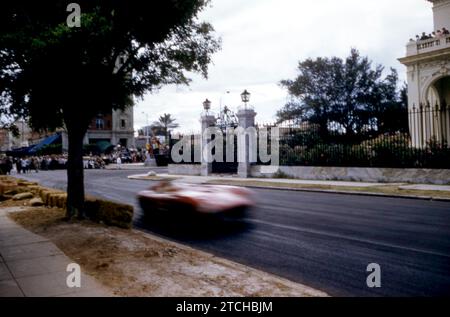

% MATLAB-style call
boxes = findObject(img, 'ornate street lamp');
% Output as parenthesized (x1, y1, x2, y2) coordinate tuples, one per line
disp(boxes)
(241, 89, 251, 107)
(203, 98, 212, 112)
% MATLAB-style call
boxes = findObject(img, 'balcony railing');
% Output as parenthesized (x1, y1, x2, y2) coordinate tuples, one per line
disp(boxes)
(417, 38, 441, 50)
(406, 35, 450, 56)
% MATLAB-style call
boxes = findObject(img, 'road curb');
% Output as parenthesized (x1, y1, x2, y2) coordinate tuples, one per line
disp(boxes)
(220, 184, 450, 202)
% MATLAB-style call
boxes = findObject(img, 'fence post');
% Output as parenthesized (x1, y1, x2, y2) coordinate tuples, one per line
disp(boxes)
(444, 102, 450, 144)
(200, 114, 216, 176)
(237, 107, 257, 178)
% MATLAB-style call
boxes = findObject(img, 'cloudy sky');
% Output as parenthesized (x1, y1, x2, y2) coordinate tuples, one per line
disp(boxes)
(134, 0, 433, 133)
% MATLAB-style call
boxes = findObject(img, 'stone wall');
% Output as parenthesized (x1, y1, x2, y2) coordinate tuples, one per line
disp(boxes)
(251, 165, 450, 185)
(168, 164, 202, 176)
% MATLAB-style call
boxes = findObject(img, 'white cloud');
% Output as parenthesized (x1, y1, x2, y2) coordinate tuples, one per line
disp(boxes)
(135, 0, 433, 133)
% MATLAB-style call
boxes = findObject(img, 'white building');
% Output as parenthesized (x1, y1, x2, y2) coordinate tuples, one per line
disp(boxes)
(399, 0, 450, 147)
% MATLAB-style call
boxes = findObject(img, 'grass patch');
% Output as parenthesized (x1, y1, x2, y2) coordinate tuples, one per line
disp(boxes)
(206, 179, 450, 200)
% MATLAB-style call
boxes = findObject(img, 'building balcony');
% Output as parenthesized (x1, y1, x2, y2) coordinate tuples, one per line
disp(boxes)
(406, 35, 450, 56)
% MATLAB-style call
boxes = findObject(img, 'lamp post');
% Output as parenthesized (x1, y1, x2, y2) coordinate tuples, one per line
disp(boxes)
(141, 111, 156, 166)
(240, 89, 251, 108)
(237, 89, 256, 178)
(203, 98, 211, 113)
(200, 98, 216, 176)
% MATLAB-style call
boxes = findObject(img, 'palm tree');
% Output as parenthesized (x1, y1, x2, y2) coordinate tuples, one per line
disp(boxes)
(157, 113, 179, 143)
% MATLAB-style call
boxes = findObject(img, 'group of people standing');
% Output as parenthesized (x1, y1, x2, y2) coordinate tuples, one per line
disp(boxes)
(0, 155, 68, 175)
(15, 157, 40, 173)
(1, 141, 170, 174)
(412, 27, 450, 41)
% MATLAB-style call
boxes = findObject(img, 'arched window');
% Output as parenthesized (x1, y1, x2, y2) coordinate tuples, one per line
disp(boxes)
(96, 118, 105, 130)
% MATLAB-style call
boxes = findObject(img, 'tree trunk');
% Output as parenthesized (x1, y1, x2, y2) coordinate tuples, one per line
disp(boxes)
(165, 127, 169, 146)
(66, 126, 86, 219)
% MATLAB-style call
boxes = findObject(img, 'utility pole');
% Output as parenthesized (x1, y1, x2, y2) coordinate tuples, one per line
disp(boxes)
(142, 112, 150, 149)
(141, 111, 156, 166)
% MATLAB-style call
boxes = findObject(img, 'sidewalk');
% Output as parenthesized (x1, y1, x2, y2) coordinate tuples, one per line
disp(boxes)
(128, 173, 450, 200)
(0, 207, 111, 297)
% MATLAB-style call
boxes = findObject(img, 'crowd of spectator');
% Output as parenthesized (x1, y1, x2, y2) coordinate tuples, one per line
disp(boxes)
(0, 139, 171, 175)
(82, 150, 147, 169)
(0, 155, 69, 174)
(411, 27, 450, 42)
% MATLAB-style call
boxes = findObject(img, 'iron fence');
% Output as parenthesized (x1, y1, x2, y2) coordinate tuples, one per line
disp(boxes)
(169, 105, 450, 169)
(274, 104, 450, 169)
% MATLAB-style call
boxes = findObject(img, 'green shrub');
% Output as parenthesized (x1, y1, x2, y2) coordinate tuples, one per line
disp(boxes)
(279, 132, 450, 169)
(272, 169, 290, 179)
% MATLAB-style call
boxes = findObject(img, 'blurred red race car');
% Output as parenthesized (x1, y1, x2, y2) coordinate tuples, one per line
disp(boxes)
(138, 181, 254, 219)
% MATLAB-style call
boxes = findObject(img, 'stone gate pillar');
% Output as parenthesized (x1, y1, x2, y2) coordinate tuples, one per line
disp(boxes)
(237, 107, 257, 178)
(200, 114, 216, 176)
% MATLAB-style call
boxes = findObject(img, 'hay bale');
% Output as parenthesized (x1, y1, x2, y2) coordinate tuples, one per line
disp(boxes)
(97, 200, 134, 229)
(49, 194, 60, 207)
(17, 181, 38, 187)
(0, 176, 16, 183)
(39, 190, 54, 205)
(53, 194, 67, 208)
(57, 195, 66, 208)
(83, 196, 133, 229)
(30, 197, 44, 206)
(26, 185, 44, 194)
(0, 179, 20, 199)
(0, 182, 15, 196)
(40, 190, 63, 206)
(5, 188, 26, 196)
(48, 194, 56, 207)
(12, 192, 34, 200)
(42, 191, 52, 205)
(38, 191, 67, 208)
(38, 187, 48, 197)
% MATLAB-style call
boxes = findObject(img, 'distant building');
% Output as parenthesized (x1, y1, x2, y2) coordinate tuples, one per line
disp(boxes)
(0, 107, 135, 153)
(61, 107, 135, 151)
(0, 120, 52, 152)
(0, 129, 11, 152)
(399, 0, 450, 147)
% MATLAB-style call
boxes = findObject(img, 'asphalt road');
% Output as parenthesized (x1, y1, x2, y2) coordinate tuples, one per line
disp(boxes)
(16, 169, 450, 297)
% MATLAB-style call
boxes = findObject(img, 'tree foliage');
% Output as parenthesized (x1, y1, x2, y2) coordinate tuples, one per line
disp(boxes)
(158, 113, 179, 130)
(277, 49, 407, 136)
(0, 1, 220, 130)
(0, 1, 220, 217)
